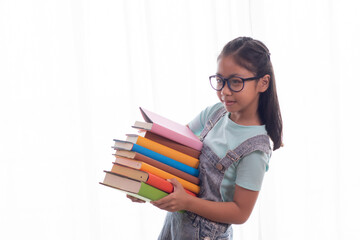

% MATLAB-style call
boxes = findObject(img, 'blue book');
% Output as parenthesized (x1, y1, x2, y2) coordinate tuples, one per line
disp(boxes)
(113, 139, 199, 177)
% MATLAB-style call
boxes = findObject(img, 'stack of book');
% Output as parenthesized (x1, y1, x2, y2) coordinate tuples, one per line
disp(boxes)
(100, 107, 203, 202)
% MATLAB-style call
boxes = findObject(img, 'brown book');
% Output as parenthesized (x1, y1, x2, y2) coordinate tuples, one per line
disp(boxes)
(114, 150, 200, 185)
(143, 131, 201, 159)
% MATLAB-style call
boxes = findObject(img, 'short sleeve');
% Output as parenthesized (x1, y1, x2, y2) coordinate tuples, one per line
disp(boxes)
(187, 111, 205, 136)
(188, 103, 224, 136)
(235, 150, 269, 191)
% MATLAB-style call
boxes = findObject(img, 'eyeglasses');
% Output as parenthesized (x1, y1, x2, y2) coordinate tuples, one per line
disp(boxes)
(209, 74, 262, 92)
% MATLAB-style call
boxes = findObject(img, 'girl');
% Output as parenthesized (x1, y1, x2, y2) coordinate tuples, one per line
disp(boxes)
(129, 36, 283, 240)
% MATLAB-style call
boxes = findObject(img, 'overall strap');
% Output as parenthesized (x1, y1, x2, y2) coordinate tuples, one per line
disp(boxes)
(199, 106, 227, 142)
(219, 134, 272, 170)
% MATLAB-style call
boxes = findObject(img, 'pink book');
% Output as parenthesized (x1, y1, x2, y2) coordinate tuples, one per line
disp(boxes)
(132, 107, 203, 151)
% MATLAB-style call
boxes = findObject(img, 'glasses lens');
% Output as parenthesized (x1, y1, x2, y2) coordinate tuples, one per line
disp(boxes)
(228, 77, 244, 92)
(210, 76, 224, 90)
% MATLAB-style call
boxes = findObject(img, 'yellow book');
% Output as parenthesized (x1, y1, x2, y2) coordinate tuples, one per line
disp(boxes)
(126, 134, 200, 168)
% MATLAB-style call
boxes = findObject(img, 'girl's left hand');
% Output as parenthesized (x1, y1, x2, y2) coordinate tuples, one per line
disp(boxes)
(127, 194, 146, 203)
(151, 178, 191, 212)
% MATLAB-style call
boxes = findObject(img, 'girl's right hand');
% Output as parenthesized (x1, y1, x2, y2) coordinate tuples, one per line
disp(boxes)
(126, 194, 146, 203)
(151, 178, 191, 212)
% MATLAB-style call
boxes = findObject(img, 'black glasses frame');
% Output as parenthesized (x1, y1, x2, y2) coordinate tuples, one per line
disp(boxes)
(209, 74, 263, 92)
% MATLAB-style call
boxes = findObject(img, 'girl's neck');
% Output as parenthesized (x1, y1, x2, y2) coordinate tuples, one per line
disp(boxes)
(229, 112, 262, 126)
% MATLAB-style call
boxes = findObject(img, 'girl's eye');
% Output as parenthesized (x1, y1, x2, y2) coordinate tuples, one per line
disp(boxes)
(230, 78, 242, 85)
(216, 77, 223, 83)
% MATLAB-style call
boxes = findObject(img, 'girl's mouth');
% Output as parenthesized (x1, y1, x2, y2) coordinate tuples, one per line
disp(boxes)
(223, 100, 236, 106)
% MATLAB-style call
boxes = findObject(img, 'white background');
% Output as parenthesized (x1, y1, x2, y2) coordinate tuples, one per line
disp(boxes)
(1, 0, 360, 239)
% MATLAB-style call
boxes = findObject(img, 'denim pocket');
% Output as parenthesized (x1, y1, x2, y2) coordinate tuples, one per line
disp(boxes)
(198, 219, 232, 240)
(198, 220, 214, 240)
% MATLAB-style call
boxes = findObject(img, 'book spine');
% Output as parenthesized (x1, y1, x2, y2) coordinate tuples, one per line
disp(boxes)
(146, 173, 196, 197)
(135, 153, 200, 185)
(132, 143, 199, 177)
(138, 182, 168, 201)
(146, 173, 174, 193)
(136, 136, 199, 168)
(140, 162, 200, 194)
(151, 123, 203, 151)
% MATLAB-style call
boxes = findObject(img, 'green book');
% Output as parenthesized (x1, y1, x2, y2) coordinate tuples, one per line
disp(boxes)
(100, 171, 168, 202)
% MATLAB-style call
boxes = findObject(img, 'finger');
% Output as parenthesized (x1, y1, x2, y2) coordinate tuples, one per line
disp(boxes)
(153, 199, 173, 211)
(167, 178, 183, 192)
(154, 200, 179, 212)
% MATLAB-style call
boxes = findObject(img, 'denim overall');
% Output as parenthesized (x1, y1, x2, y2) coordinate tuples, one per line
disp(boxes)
(158, 107, 272, 240)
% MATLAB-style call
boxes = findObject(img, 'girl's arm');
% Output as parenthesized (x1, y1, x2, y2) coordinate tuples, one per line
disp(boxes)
(151, 178, 259, 224)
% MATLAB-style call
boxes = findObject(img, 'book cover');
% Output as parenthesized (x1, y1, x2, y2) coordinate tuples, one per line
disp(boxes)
(126, 134, 200, 168)
(111, 162, 148, 182)
(100, 171, 168, 201)
(143, 131, 201, 159)
(114, 150, 200, 185)
(132, 107, 203, 151)
(113, 156, 200, 194)
(113, 139, 200, 177)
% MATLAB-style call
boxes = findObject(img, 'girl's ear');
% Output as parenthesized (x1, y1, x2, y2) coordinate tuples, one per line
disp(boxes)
(258, 74, 270, 92)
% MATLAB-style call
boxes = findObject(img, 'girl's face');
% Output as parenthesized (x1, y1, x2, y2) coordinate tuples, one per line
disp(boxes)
(216, 56, 268, 125)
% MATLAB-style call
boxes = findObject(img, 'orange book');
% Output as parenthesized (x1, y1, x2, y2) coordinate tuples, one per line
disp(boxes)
(126, 134, 200, 168)
(114, 150, 200, 185)
(143, 131, 201, 159)
(114, 156, 200, 195)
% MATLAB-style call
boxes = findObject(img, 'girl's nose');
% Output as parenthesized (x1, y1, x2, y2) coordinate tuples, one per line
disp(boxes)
(221, 81, 232, 95)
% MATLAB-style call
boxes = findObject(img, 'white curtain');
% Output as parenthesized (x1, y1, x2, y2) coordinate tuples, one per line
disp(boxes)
(1, 0, 359, 239)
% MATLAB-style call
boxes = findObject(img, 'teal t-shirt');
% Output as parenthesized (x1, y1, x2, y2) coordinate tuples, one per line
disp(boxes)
(188, 102, 270, 202)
